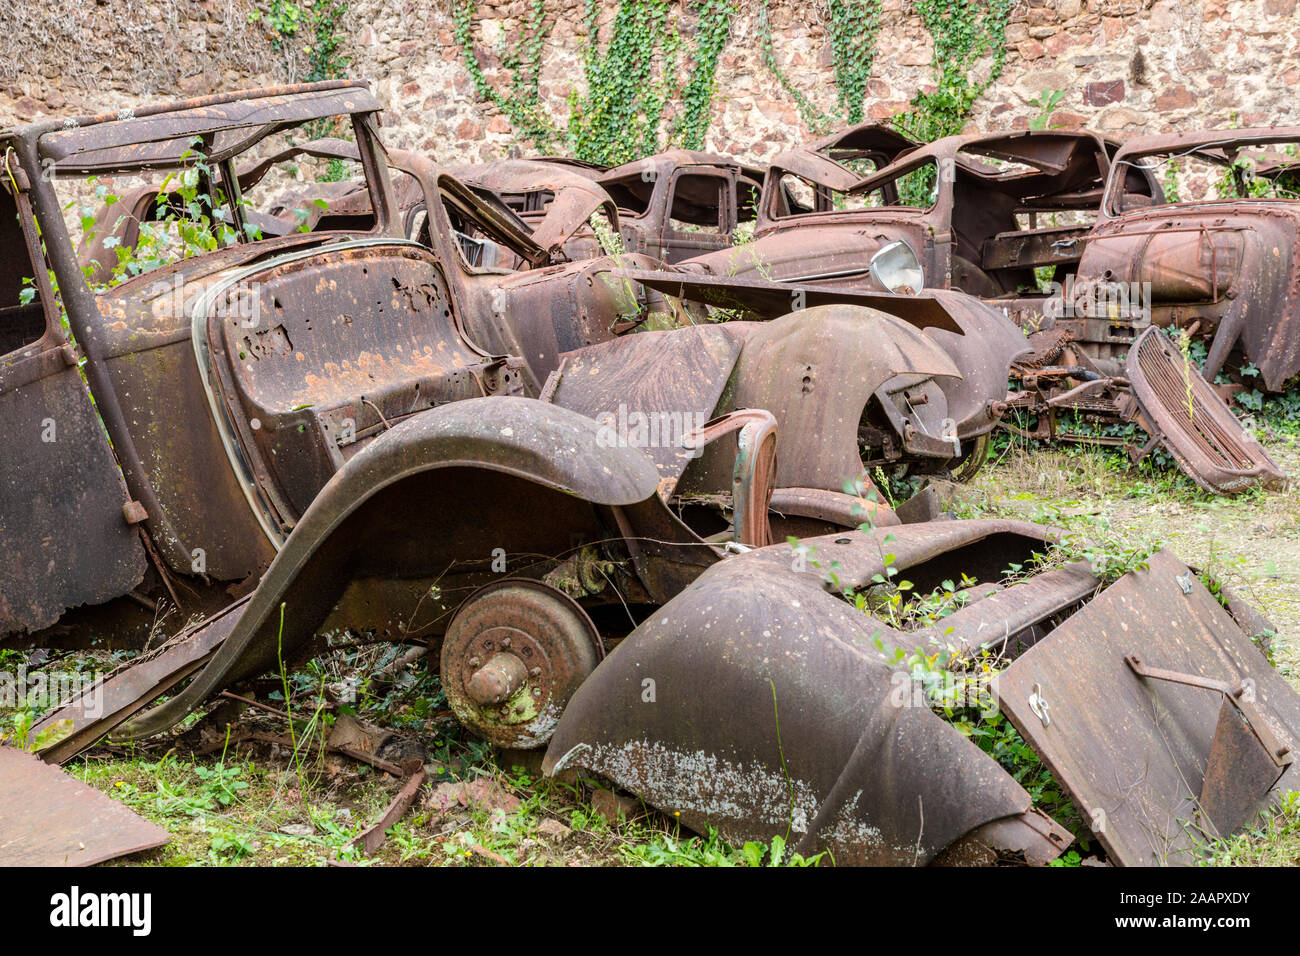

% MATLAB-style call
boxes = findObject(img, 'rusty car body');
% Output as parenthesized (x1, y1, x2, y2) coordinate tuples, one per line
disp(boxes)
(59, 121, 1019, 495)
(449, 149, 766, 264)
(1069, 128, 1300, 391)
(3, 84, 1296, 867)
(676, 127, 1283, 494)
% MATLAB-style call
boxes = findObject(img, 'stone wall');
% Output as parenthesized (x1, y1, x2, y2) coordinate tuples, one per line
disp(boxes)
(4, 0, 1299, 166)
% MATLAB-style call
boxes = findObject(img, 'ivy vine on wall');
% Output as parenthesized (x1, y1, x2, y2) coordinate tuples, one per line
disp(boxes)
(452, 0, 561, 150)
(452, 0, 1014, 162)
(674, 0, 736, 152)
(756, 0, 882, 134)
(827, 1, 881, 126)
(250, 0, 351, 83)
(895, 0, 1014, 141)
(567, 0, 676, 165)
(453, 0, 737, 166)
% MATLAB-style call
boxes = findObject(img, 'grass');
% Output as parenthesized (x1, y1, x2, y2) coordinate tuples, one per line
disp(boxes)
(71, 746, 808, 867)
(1202, 791, 1300, 866)
(961, 428, 1300, 685)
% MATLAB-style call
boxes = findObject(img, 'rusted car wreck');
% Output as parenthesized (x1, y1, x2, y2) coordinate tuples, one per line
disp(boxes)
(451, 149, 766, 264)
(1, 83, 1297, 867)
(1069, 127, 1300, 391)
(677, 125, 1284, 494)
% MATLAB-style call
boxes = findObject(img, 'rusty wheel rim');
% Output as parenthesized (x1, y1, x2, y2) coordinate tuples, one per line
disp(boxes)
(441, 578, 602, 749)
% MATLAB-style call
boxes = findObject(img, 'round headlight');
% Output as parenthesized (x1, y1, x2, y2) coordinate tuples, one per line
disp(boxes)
(868, 240, 924, 295)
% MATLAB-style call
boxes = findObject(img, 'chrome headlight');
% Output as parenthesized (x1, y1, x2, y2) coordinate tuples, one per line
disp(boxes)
(869, 240, 924, 295)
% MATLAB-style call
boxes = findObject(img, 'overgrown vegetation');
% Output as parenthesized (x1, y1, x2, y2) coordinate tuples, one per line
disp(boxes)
(250, 0, 351, 83)
(453, 0, 1013, 165)
(894, 0, 1013, 142)
(8, 421, 1295, 866)
(453, 0, 558, 149)
(755, 0, 883, 133)
(1, 636, 822, 867)
(452, 0, 737, 164)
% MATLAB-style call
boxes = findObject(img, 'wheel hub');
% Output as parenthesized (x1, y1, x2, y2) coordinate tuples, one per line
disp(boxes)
(441, 579, 602, 749)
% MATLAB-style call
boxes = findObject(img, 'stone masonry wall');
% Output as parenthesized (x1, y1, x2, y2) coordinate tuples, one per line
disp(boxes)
(3, 0, 1299, 167)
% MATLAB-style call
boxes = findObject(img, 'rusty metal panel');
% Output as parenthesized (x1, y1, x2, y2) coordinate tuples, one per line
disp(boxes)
(0, 746, 169, 865)
(203, 242, 504, 523)
(1199, 698, 1289, 839)
(545, 520, 1071, 865)
(38, 82, 381, 171)
(622, 269, 965, 333)
(995, 549, 1300, 866)
(1127, 326, 1285, 495)
(0, 362, 147, 637)
(548, 325, 742, 484)
(685, 305, 959, 493)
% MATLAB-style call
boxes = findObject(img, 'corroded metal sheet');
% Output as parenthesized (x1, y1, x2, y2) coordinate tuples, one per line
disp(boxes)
(622, 269, 965, 333)
(1127, 326, 1284, 495)
(0, 746, 170, 866)
(1091, 128, 1300, 390)
(995, 549, 1300, 866)
(685, 305, 959, 493)
(0, 354, 147, 637)
(32, 600, 246, 765)
(548, 324, 742, 484)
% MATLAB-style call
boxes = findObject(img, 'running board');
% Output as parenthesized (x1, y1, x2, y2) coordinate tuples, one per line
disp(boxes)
(29, 599, 246, 765)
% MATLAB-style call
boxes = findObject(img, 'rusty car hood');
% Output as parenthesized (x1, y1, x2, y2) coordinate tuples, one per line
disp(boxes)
(684, 221, 920, 288)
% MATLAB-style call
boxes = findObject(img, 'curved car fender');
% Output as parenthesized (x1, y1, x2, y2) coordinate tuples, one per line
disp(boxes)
(926, 289, 1031, 438)
(687, 305, 961, 492)
(544, 522, 1064, 865)
(117, 396, 661, 740)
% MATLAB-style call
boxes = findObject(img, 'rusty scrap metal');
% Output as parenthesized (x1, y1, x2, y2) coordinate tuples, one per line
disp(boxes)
(682, 409, 778, 548)
(994, 549, 1300, 866)
(1009, 326, 1286, 495)
(1126, 324, 1284, 495)
(348, 768, 427, 858)
(1089, 128, 1300, 390)
(544, 519, 1075, 865)
(5, 83, 1299, 871)
(440, 578, 603, 750)
(0, 745, 170, 865)
(32, 601, 244, 764)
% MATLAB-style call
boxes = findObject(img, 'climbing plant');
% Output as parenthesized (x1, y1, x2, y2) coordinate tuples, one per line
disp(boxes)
(756, 0, 882, 134)
(451, 0, 1013, 164)
(566, 0, 740, 163)
(249, 0, 351, 82)
(453, 0, 735, 165)
(566, 0, 676, 164)
(674, 0, 737, 151)
(452, 0, 561, 150)
(894, 0, 1013, 142)
(306, 0, 350, 83)
(826, 0, 881, 125)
